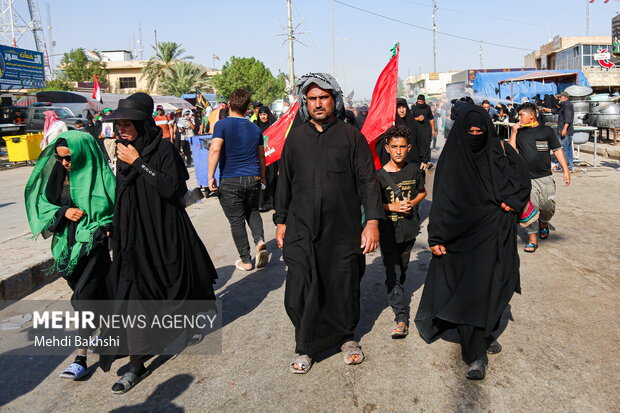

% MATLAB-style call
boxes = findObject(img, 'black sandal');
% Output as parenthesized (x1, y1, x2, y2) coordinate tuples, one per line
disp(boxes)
(111, 369, 151, 394)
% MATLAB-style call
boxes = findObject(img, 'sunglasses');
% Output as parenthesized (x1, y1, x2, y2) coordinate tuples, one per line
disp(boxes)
(55, 154, 72, 163)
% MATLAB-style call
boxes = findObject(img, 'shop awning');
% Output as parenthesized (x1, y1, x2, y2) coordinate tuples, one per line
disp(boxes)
(498, 71, 578, 84)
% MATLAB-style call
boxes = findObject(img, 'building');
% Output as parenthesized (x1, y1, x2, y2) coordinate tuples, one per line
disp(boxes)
(73, 49, 219, 95)
(404, 71, 458, 99)
(524, 36, 619, 91)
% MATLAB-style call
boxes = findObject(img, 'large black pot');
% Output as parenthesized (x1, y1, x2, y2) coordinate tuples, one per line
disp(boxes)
(592, 114, 620, 128)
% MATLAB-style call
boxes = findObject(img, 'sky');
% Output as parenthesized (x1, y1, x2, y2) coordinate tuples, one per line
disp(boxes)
(5, 0, 618, 100)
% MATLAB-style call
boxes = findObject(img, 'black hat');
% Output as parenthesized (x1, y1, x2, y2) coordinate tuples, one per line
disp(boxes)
(417, 94, 425, 101)
(253, 101, 263, 108)
(105, 92, 154, 121)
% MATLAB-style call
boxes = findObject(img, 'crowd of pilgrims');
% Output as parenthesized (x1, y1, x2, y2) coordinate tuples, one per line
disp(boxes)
(24, 79, 539, 393)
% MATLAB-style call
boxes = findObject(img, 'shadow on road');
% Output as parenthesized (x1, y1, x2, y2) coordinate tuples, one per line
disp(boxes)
(356, 247, 431, 343)
(0, 343, 64, 407)
(109, 373, 193, 412)
(216, 239, 286, 328)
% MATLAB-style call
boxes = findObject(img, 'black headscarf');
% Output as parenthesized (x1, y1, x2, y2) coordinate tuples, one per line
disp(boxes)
(114, 117, 163, 277)
(255, 106, 277, 132)
(395, 98, 417, 131)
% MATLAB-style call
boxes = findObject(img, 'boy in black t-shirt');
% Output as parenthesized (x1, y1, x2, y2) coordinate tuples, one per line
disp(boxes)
(378, 125, 427, 338)
(509, 103, 570, 253)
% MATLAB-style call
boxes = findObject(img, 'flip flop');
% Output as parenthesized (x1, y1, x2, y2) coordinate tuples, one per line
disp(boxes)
(289, 354, 313, 374)
(235, 259, 253, 271)
(111, 369, 151, 394)
(59, 362, 87, 380)
(539, 227, 550, 239)
(391, 324, 409, 339)
(255, 250, 270, 269)
(524, 243, 538, 253)
(341, 341, 365, 365)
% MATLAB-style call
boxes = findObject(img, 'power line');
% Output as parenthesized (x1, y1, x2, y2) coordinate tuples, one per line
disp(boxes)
(333, 0, 534, 52)
(395, 0, 540, 28)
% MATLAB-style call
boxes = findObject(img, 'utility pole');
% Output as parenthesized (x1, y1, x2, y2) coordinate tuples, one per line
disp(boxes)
(287, 0, 296, 96)
(479, 41, 483, 69)
(432, 0, 438, 72)
(585, 0, 590, 36)
(331, 0, 336, 77)
(46, 2, 55, 79)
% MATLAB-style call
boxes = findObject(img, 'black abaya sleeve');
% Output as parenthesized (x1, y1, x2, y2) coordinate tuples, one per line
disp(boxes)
(354, 131, 383, 221)
(274, 138, 292, 225)
(131, 143, 188, 200)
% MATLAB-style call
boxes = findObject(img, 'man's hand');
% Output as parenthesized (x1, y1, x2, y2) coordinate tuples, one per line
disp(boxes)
(415, 115, 424, 121)
(117, 143, 140, 165)
(65, 208, 85, 222)
(563, 170, 571, 186)
(500, 202, 514, 212)
(561, 128, 567, 138)
(420, 163, 428, 170)
(432, 130, 437, 137)
(276, 224, 286, 248)
(511, 122, 522, 134)
(360, 220, 379, 254)
(430, 244, 446, 256)
(208, 177, 218, 192)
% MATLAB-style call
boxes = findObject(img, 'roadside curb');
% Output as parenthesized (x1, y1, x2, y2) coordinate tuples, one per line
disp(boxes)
(0, 259, 58, 301)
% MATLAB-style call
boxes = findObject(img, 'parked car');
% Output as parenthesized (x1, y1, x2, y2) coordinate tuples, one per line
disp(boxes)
(21, 103, 83, 133)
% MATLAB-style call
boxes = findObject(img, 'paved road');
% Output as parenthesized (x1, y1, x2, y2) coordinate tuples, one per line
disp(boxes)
(1, 149, 619, 412)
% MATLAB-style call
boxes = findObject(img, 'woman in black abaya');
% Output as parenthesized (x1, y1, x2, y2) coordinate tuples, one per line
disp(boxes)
(101, 93, 218, 394)
(414, 106, 530, 380)
(256, 106, 278, 211)
(376, 98, 430, 168)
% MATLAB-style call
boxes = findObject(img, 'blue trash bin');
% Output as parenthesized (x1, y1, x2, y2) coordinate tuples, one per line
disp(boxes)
(190, 134, 219, 188)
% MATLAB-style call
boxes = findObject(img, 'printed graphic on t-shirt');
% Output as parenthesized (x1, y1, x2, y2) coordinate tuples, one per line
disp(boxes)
(385, 178, 417, 222)
(535, 140, 549, 152)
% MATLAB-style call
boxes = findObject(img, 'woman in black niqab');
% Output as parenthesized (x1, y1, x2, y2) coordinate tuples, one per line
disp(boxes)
(414, 105, 530, 380)
(99, 93, 218, 393)
(257, 106, 278, 211)
(376, 98, 430, 168)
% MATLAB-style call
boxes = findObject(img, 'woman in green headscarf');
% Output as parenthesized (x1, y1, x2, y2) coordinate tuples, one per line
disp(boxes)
(25, 130, 116, 380)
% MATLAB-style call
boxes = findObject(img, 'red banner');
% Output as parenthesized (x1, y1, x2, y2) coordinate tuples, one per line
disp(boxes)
(264, 100, 300, 166)
(361, 44, 400, 169)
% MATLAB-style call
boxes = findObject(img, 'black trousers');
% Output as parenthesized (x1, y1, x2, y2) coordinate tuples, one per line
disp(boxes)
(457, 324, 490, 365)
(180, 139, 192, 166)
(218, 176, 265, 264)
(379, 236, 415, 324)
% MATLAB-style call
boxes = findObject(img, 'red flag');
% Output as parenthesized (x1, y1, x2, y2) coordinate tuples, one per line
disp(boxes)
(92, 74, 102, 103)
(361, 43, 400, 169)
(264, 100, 300, 166)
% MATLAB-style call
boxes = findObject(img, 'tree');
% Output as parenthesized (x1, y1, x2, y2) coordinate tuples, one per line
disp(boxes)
(59, 48, 107, 82)
(142, 41, 193, 92)
(32, 78, 76, 93)
(161, 61, 210, 96)
(211, 57, 285, 104)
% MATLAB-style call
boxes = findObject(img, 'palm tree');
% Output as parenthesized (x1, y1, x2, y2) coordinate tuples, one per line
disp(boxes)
(142, 42, 193, 92)
(161, 61, 210, 97)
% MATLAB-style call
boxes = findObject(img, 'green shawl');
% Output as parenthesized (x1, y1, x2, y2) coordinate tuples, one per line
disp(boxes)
(25, 130, 116, 275)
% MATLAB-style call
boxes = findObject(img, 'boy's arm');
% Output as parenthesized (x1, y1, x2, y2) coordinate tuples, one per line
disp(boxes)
(409, 187, 428, 207)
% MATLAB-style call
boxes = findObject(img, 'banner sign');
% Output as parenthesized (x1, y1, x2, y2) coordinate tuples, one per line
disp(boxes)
(0, 45, 45, 90)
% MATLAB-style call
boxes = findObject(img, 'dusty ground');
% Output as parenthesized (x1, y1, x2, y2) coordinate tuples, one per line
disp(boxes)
(0, 149, 618, 412)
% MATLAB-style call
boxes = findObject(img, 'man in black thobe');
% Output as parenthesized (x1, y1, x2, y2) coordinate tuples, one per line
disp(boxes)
(274, 73, 382, 374)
